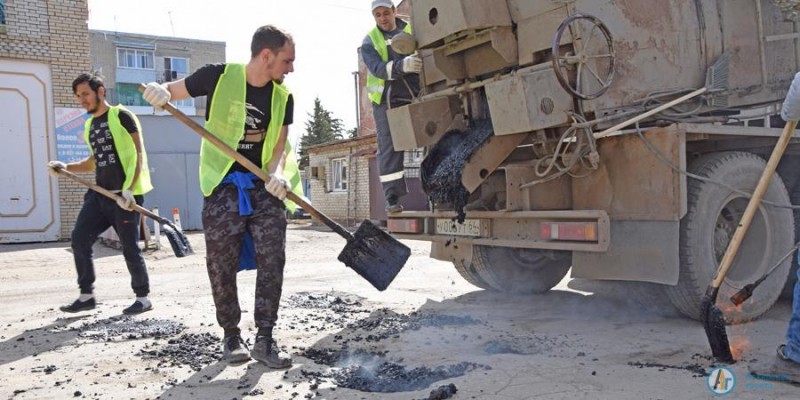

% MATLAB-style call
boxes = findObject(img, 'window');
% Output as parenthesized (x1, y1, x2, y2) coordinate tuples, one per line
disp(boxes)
(332, 158, 347, 191)
(163, 57, 188, 81)
(117, 48, 154, 69)
(0, 0, 6, 25)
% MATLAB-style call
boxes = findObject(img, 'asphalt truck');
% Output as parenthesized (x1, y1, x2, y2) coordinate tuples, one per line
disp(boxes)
(385, 0, 800, 322)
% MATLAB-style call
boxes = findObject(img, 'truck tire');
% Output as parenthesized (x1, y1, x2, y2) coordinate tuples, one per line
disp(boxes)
(666, 151, 794, 322)
(455, 246, 571, 294)
(453, 255, 494, 290)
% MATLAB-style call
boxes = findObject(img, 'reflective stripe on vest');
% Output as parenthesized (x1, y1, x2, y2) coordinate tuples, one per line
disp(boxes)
(366, 22, 413, 105)
(379, 170, 405, 183)
(83, 105, 152, 195)
(200, 63, 306, 211)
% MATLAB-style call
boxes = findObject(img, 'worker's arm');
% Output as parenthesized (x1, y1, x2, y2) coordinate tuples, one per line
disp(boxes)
(127, 131, 144, 190)
(142, 78, 190, 106)
(163, 79, 191, 103)
(267, 125, 289, 175)
(65, 156, 95, 173)
(361, 35, 393, 80)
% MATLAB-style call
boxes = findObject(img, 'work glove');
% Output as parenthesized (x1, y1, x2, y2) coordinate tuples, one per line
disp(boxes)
(266, 173, 290, 201)
(142, 82, 170, 110)
(116, 189, 136, 211)
(47, 160, 67, 177)
(399, 55, 422, 74)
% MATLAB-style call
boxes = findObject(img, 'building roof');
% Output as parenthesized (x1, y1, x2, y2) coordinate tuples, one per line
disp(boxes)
(90, 29, 226, 46)
(306, 134, 376, 154)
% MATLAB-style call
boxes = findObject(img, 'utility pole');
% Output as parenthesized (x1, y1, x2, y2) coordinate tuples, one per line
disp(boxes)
(352, 70, 360, 136)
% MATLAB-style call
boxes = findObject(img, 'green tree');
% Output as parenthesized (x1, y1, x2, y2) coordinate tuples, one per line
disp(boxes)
(298, 97, 345, 168)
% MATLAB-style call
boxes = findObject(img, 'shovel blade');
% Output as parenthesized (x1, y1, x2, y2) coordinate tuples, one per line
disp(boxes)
(162, 223, 192, 258)
(701, 292, 735, 364)
(337, 220, 411, 291)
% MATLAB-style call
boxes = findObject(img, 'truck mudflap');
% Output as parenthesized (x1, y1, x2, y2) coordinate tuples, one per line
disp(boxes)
(387, 210, 610, 253)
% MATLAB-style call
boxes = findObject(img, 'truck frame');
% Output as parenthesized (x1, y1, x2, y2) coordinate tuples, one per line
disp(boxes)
(385, 0, 800, 321)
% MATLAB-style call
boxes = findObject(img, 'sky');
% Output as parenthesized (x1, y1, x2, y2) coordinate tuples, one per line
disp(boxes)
(87, 0, 381, 145)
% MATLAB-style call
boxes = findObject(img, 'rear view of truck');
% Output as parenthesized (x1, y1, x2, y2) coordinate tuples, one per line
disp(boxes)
(386, 0, 800, 322)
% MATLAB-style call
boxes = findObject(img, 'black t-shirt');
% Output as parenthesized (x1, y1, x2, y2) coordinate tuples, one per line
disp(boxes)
(184, 63, 294, 174)
(88, 109, 138, 191)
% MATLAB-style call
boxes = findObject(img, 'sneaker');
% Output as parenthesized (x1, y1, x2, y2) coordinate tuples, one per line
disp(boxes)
(222, 335, 251, 364)
(122, 300, 153, 315)
(778, 344, 791, 361)
(251, 336, 292, 369)
(749, 349, 800, 386)
(386, 203, 403, 214)
(59, 297, 96, 313)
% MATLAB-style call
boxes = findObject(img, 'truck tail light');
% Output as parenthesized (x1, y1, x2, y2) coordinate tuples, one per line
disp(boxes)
(540, 222, 598, 241)
(388, 218, 423, 234)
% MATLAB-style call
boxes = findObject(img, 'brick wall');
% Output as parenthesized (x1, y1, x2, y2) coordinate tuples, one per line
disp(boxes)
(0, 0, 91, 239)
(308, 136, 377, 227)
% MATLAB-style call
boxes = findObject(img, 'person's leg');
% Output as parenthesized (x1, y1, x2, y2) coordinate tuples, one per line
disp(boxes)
(111, 195, 149, 298)
(249, 186, 291, 368)
(373, 103, 407, 209)
(203, 184, 250, 363)
(70, 191, 112, 296)
(784, 266, 800, 364)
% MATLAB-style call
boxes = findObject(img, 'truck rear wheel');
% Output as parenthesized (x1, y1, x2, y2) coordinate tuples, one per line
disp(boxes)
(454, 246, 571, 293)
(666, 151, 794, 322)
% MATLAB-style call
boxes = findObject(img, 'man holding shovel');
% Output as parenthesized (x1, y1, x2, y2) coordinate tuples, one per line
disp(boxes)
(141, 25, 298, 368)
(47, 72, 154, 315)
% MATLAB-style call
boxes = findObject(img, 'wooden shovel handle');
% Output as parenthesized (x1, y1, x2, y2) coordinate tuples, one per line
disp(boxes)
(711, 120, 799, 288)
(55, 168, 164, 223)
(138, 84, 352, 239)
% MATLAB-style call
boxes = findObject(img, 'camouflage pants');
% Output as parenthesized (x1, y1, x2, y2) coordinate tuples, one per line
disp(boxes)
(202, 183, 286, 336)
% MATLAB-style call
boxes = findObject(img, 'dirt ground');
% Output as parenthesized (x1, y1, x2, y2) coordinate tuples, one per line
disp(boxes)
(1, 222, 798, 399)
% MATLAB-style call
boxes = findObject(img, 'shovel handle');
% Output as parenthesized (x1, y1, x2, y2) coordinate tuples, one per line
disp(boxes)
(710, 120, 799, 288)
(55, 168, 167, 224)
(139, 84, 352, 239)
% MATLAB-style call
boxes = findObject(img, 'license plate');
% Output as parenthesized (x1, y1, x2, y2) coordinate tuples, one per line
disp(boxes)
(436, 219, 482, 237)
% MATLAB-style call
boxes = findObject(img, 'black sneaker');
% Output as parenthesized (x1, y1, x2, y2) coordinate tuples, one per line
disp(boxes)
(122, 300, 153, 315)
(60, 297, 96, 313)
(251, 336, 292, 369)
(222, 335, 251, 364)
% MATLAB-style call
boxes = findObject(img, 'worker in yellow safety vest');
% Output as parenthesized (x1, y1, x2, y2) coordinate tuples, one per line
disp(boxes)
(362, 0, 421, 213)
(47, 72, 154, 316)
(142, 25, 299, 369)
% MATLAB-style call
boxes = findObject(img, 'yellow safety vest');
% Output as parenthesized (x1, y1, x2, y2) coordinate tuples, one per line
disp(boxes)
(200, 63, 304, 211)
(366, 22, 413, 105)
(83, 105, 152, 195)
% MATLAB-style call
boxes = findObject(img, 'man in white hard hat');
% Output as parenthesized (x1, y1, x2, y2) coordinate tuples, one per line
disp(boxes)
(361, 0, 421, 214)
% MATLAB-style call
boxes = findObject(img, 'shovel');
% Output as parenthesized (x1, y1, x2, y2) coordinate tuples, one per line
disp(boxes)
(139, 85, 410, 290)
(54, 168, 193, 258)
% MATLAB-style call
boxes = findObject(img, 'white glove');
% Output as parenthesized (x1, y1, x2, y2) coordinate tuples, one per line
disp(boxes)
(266, 173, 290, 201)
(47, 160, 67, 177)
(142, 82, 170, 109)
(116, 190, 136, 211)
(400, 55, 422, 74)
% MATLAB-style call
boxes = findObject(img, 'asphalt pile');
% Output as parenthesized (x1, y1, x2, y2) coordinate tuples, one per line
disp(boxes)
(294, 304, 485, 393)
(138, 332, 222, 371)
(421, 119, 495, 223)
(301, 347, 480, 393)
(77, 317, 184, 342)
